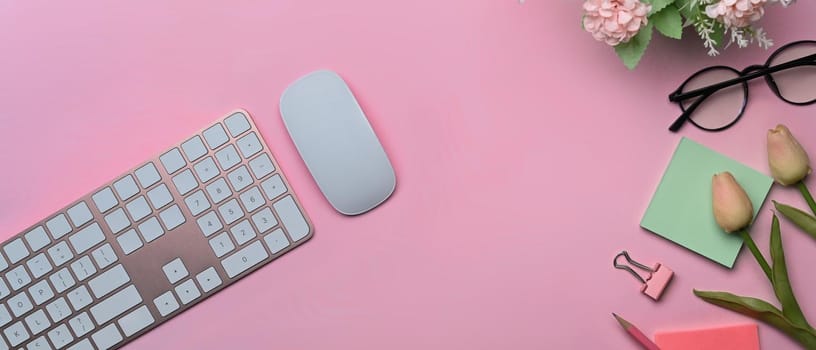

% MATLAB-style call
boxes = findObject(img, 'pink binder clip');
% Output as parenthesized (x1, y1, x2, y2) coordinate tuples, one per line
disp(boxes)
(614, 251, 674, 301)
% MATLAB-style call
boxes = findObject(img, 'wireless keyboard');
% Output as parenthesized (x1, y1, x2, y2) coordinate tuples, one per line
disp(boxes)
(0, 110, 313, 349)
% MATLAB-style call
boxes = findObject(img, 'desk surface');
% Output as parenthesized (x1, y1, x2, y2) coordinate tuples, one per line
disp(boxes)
(2, 1, 816, 348)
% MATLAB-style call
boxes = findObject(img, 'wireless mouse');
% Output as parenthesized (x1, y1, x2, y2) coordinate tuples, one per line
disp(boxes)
(279, 70, 396, 215)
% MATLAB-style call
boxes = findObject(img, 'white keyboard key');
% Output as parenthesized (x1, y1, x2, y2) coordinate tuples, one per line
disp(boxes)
(117, 229, 143, 254)
(8, 265, 32, 290)
(0, 279, 9, 299)
(90, 285, 142, 324)
(47, 324, 72, 349)
(4, 238, 29, 264)
(25, 226, 50, 252)
(251, 207, 278, 234)
(104, 208, 130, 234)
(205, 178, 232, 204)
(221, 241, 269, 278)
(227, 165, 253, 191)
(50, 268, 76, 294)
(69, 223, 105, 254)
(159, 148, 186, 175)
(89, 264, 130, 298)
(5, 320, 30, 347)
(25, 309, 50, 335)
(264, 228, 291, 255)
(209, 232, 235, 258)
(153, 291, 179, 317)
(215, 144, 240, 170)
(162, 258, 188, 284)
(202, 123, 228, 149)
(196, 267, 222, 293)
(46, 298, 71, 322)
(174, 279, 201, 305)
(119, 305, 154, 337)
(159, 205, 186, 230)
(91, 323, 122, 350)
(237, 132, 263, 158)
(92, 243, 118, 269)
(184, 190, 211, 216)
(274, 195, 310, 241)
(9, 292, 33, 317)
(181, 136, 207, 162)
(193, 157, 220, 183)
(92, 187, 118, 213)
(138, 217, 165, 243)
(239, 186, 265, 213)
(249, 153, 275, 179)
(147, 184, 173, 209)
(0, 304, 10, 326)
(68, 286, 92, 310)
(67, 339, 93, 350)
(27, 253, 53, 279)
(134, 162, 161, 188)
(230, 220, 257, 246)
(70, 256, 97, 281)
(196, 211, 223, 237)
(125, 196, 152, 222)
(29, 279, 54, 305)
(66, 202, 93, 228)
(29, 336, 52, 350)
(224, 112, 251, 137)
(261, 174, 287, 201)
(172, 169, 198, 195)
(68, 312, 94, 337)
(45, 214, 72, 240)
(218, 199, 244, 225)
(47, 241, 73, 267)
(113, 175, 139, 201)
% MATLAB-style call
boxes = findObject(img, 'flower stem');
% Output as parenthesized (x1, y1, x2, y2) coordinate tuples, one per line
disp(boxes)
(739, 229, 772, 283)
(797, 182, 816, 216)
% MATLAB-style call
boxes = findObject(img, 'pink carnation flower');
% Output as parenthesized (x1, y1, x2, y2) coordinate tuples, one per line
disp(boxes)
(705, 0, 768, 28)
(583, 0, 651, 46)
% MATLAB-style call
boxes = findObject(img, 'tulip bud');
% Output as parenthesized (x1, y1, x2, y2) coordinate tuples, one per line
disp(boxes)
(712, 172, 754, 233)
(767, 124, 811, 186)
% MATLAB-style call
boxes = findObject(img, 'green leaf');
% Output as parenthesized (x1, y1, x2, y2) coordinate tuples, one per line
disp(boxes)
(710, 22, 725, 47)
(648, 0, 676, 15)
(770, 214, 809, 327)
(652, 5, 683, 39)
(694, 290, 816, 347)
(675, 0, 698, 21)
(774, 201, 816, 240)
(615, 23, 653, 70)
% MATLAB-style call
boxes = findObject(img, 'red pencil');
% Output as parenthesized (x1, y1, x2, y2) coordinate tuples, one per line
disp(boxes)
(613, 313, 661, 350)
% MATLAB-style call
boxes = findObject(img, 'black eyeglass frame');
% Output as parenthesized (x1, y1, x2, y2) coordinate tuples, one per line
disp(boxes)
(668, 40, 816, 132)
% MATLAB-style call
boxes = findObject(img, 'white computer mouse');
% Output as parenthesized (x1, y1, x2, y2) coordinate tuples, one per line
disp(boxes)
(279, 70, 396, 215)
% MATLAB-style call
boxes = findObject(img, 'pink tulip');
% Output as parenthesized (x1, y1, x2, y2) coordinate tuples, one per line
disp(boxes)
(712, 172, 754, 233)
(767, 124, 811, 186)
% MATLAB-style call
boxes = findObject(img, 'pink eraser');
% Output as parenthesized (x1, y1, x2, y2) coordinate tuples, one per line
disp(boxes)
(640, 263, 673, 300)
(655, 323, 759, 350)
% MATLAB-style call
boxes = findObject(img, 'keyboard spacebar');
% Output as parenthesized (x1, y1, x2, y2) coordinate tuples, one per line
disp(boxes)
(222, 241, 268, 278)
(90, 285, 142, 324)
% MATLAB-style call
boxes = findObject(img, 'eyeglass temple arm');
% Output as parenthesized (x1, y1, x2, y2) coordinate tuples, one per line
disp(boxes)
(669, 53, 816, 102)
(668, 92, 709, 132)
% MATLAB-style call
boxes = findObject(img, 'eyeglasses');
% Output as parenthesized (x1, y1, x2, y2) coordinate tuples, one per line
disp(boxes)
(668, 40, 816, 132)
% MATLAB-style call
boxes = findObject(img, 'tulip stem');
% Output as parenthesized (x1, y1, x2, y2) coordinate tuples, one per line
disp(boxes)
(739, 229, 773, 282)
(797, 182, 816, 216)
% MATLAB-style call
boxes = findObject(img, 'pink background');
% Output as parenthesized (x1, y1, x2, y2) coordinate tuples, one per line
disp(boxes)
(2, 1, 816, 349)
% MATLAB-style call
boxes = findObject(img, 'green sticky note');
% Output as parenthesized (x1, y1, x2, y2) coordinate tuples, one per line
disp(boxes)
(641, 138, 773, 268)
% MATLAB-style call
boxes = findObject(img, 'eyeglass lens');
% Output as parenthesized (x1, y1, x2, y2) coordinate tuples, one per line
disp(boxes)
(768, 41, 816, 104)
(680, 67, 747, 130)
